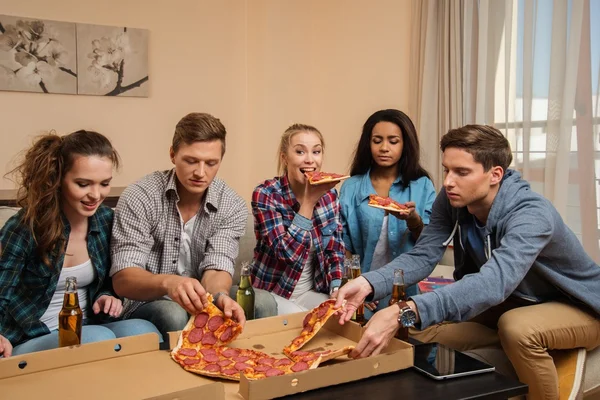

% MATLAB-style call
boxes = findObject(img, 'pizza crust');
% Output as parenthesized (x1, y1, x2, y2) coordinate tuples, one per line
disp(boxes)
(368, 203, 411, 213)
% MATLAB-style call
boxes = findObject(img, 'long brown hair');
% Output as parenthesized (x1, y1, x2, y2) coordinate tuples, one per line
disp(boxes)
(349, 109, 430, 186)
(8, 130, 120, 266)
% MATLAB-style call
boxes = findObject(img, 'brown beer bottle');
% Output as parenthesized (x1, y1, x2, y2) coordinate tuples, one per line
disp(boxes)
(59, 276, 83, 347)
(388, 269, 408, 341)
(349, 255, 365, 325)
(340, 258, 351, 287)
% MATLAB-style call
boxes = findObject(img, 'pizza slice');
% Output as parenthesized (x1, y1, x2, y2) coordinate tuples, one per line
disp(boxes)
(368, 194, 410, 213)
(305, 171, 350, 185)
(178, 346, 301, 381)
(286, 345, 355, 364)
(283, 299, 344, 355)
(171, 293, 243, 362)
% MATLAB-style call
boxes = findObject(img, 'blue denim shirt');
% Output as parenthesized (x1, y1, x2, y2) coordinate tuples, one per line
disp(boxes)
(340, 171, 436, 294)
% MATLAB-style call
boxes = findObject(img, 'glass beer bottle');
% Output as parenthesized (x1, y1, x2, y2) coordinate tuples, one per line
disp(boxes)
(340, 258, 351, 287)
(388, 269, 408, 341)
(236, 262, 255, 320)
(349, 255, 365, 325)
(59, 276, 83, 347)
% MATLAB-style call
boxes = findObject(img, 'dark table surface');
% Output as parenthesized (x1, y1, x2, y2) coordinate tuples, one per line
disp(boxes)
(281, 366, 528, 400)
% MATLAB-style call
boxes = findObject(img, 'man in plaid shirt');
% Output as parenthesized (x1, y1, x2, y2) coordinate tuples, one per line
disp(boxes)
(110, 113, 276, 336)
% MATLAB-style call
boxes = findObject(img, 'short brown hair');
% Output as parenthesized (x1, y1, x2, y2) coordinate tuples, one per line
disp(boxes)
(440, 125, 512, 172)
(277, 123, 324, 175)
(172, 113, 226, 155)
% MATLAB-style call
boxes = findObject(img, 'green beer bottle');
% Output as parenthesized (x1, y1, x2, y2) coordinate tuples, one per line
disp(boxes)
(236, 262, 255, 320)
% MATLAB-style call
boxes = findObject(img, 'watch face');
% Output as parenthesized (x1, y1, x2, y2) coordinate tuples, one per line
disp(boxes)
(400, 309, 417, 327)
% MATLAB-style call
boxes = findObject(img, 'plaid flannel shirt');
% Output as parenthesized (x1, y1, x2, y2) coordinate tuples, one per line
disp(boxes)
(110, 169, 247, 318)
(0, 206, 114, 346)
(251, 175, 344, 299)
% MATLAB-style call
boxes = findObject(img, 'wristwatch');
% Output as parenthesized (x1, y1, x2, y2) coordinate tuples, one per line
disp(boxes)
(396, 301, 417, 328)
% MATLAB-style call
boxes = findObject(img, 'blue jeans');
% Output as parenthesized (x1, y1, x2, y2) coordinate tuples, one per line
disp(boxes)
(129, 288, 277, 338)
(11, 319, 162, 356)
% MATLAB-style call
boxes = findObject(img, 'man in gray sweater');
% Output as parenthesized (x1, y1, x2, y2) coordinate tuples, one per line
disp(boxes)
(335, 125, 600, 400)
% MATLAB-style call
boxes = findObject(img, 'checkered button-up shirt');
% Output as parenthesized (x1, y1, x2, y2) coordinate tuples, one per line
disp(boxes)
(0, 206, 114, 346)
(251, 175, 344, 299)
(110, 169, 248, 318)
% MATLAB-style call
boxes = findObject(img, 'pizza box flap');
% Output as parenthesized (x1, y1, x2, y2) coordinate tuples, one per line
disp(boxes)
(0, 333, 225, 400)
(169, 313, 413, 400)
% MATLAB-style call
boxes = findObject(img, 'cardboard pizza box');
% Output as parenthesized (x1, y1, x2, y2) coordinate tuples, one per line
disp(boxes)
(0, 333, 224, 400)
(169, 312, 413, 400)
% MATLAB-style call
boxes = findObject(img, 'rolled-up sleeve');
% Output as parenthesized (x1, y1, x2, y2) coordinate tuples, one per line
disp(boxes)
(198, 194, 248, 277)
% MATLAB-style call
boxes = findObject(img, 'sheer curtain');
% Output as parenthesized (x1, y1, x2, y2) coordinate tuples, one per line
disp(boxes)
(410, 0, 600, 261)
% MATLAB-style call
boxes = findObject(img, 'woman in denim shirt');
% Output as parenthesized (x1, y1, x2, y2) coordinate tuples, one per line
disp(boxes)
(0, 130, 161, 357)
(340, 110, 436, 318)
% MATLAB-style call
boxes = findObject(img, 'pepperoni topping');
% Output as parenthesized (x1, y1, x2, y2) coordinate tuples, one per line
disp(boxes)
(201, 332, 217, 345)
(222, 368, 238, 376)
(257, 357, 275, 365)
(317, 304, 329, 318)
(178, 348, 197, 357)
(219, 326, 233, 342)
(234, 362, 252, 371)
(199, 348, 217, 356)
(303, 313, 313, 328)
(183, 358, 200, 365)
(207, 316, 224, 332)
(188, 328, 204, 344)
(302, 354, 318, 362)
(194, 312, 209, 328)
(291, 351, 309, 357)
(221, 348, 240, 358)
(218, 359, 233, 367)
(274, 358, 292, 367)
(291, 361, 309, 372)
(203, 363, 221, 372)
(266, 368, 285, 377)
(232, 356, 250, 363)
(203, 354, 219, 363)
(253, 365, 271, 372)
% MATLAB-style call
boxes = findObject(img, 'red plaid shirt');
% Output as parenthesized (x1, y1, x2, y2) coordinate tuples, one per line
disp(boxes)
(251, 176, 344, 299)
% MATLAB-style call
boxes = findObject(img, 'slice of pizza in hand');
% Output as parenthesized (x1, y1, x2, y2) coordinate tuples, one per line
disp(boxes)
(171, 293, 243, 362)
(305, 171, 350, 185)
(368, 194, 410, 214)
(283, 299, 344, 356)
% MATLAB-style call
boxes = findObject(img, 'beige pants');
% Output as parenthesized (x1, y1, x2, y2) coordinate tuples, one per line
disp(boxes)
(411, 299, 600, 400)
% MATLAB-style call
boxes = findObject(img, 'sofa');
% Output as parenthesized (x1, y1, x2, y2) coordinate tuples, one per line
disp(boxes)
(1, 205, 599, 398)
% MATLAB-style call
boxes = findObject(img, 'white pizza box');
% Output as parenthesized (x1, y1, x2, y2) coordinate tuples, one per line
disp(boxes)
(168, 312, 413, 400)
(0, 333, 224, 400)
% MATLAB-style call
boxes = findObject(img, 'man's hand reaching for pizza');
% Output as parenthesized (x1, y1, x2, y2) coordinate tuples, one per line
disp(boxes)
(216, 293, 247, 327)
(349, 304, 400, 358)
(332, 276, 373, 324)
(165, 275, 210, 314)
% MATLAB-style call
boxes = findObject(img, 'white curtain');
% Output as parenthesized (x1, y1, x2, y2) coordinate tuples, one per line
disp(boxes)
(410, 0, 600, 262)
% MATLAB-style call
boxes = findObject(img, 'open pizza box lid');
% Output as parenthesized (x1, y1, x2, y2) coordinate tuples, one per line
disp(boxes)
(169, 312, 413, 400)
(0, 333, 225, 400)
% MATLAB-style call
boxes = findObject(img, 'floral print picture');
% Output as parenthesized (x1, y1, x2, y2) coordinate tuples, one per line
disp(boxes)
(0, 15, 149, 97)
(77, 24, 148, 97)
(0, 15, 77, 94)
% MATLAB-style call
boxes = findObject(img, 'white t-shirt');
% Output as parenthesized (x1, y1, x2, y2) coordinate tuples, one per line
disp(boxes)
(291, 245, 316, 300)
(370, 216, 390, 271)
(40, 259, 96, 331)
(177, 214, 197, 278)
